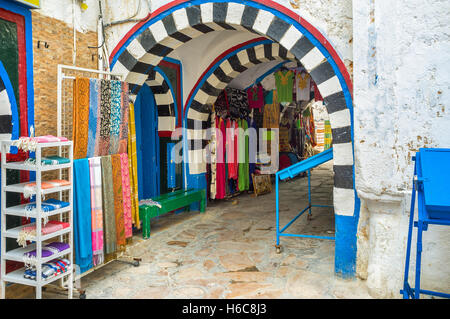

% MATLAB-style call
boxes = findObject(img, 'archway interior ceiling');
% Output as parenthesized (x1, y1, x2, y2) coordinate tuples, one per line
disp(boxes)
(112, 2, 355, 217)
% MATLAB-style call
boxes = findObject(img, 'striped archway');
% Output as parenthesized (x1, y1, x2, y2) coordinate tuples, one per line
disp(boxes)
(110, 0, 359, 278)
(186, 40, 297, 174)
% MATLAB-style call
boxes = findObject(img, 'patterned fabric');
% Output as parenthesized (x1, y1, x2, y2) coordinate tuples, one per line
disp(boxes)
(23, 242, 70, 266)
(24, 258, 71, 280)
(324, 120, 332, 150)
(275, 71, 294, 103)
(247, 84, 264, 109)
(120, 153, 133, 239)
(88, 157, 104, 266)
(128, 102, 140, 229)
(87, 79, 100, 158)
(23, 179, 71, 199)
(17, 221, 70, 247)
(118, 82, 129, 154)
(263, 90, 280, 129)
(24, 198, 69, 224)
(12, 136, 69, 152)
(209, 112, 217, 199)
(99, 80, 111, 156)
(296, 72, 311, 102)
(226, 119, 238, 180)
(101, 155, 116, 254)
(110, 80, 122, 154)
(111, 154, 125, 247)
(226, 87, 249, 119)
(73, 77, 90, 159)
(214, 90, 229, 118)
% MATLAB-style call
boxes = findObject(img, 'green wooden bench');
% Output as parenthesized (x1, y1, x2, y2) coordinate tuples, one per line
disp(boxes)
(138, 188, 206, 239)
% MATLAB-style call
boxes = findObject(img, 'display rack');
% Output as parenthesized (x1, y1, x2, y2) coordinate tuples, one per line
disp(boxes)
(57, 64, 140, 299)
(1, 139, 74, 299)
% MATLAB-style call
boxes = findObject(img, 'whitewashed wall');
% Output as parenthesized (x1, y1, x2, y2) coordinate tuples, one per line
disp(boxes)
(353, 0, 450, 297)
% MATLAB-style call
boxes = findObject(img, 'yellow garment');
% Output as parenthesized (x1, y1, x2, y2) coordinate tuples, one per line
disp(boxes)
(263, 90, 279, 129)
(128, 102, 140, 229)
(297, 73, 310, 90)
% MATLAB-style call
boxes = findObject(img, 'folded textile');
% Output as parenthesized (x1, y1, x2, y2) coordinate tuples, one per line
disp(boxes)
(138, 199, 162, 209)
(24, 156, 70, 166)
(24, 198, 70, 224)
(17, 221, 70, 247)
(12, 136, 69, 152)
(24, 258, 71, 280)
(23, 179, 71, 199)
(23, 242, 70, 266)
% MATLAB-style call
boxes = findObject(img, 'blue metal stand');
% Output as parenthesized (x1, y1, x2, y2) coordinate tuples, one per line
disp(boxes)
(400, 148, 450, 299)
(275, 148, 334, 253)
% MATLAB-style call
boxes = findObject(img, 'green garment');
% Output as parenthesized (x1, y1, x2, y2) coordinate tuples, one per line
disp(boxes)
(238, 119, 249, 191)
(275, 70, 294, 103)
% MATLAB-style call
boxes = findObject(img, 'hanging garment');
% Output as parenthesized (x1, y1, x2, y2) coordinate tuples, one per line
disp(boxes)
(118, 82, 129, 154)
(99, 80, 112, 156)
(101, 155, 116, 254)
(247, 84, 264, 109)
(216, 117, 226, 199)
(128, 102, 140, 229)
(73, 78, 90, 159)
(111, 154, 125, 247)
(120, 153, 133, 239)
(73, 158, 93, 274)
(109, 80, 122, 155)
(248, 118, 257, 189)
(279, 153, 292, 170)
(263, 90, 280, 129)
(238, 119, 249, 191)
(214, 90, 229, 119)
(88, 157, 104, 266)
(226, 87, 250, 119)
(296, 72, 311, 101)
(226, 119, 238, 180)
(324, 120, 332, 150)
(279, 124, 291, 152)
(209, 112, 217, 199)
(87, 78, 100, 158)
(275, 70, 294, 103)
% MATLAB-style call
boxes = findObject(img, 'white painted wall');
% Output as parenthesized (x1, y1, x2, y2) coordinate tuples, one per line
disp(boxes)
(353, 0, 450, 297)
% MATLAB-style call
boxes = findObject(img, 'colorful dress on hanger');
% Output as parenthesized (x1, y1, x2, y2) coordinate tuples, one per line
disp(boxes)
(296, 72, 311, 101)
(275, 70, 294, 103)
(247, 84, 264, 109)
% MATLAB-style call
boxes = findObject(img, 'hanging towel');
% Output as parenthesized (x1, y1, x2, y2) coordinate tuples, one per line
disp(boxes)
(128, 102, 140, 229)
(101, 155, 116, 254)
(110, 80, 122, 155)
(73, 158, 93, 274)
(87, 78, 100, 158)
(99, 80, 111, 156)
(216, 117, 226, 199)
(111, 154, 126, 246)
(88, 157, 104, 266)
(73, 77, 90, 159)
(120, 153, 133, 239)
(118, 82, 129, 154)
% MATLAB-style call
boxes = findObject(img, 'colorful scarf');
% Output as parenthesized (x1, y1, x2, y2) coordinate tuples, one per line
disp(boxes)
(238, 119, 249, 191)
(128, 103, 140, 229)
(101, 155, 116, 254)
(216, 117, 226, 199)
(120, 153, 133, 239)
(88, 157, 104, 266)
(23, 242, 70, 267)
(209, 111, 217, 199)
(87, 78, 100, 158)
(17, 220, 70, 247)
(24, 258, 71, 280)
(226, 119, 238, 180)
(111, 154, 126, 246)
(23, 179, 71, 199)
(99, 80, 111, 156)
(73, 77, 90, 159)
(12, 135, 69, 152)
(139, 198, 162, 208)
(24, 156, 70, 166)
(24, 198, 69, 224)
(109, 80, 122, 155)
(73, 158, 93, 274)
(118, 82, 129, 154)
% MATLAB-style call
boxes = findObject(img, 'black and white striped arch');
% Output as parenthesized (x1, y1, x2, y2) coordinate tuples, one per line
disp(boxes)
(112, 2, 355, 217)
(0, 77, 13, 140)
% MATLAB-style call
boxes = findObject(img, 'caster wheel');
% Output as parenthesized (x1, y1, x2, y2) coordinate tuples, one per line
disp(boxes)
(133, 260, 140, 267)
(79, 293, 86, 299)
(275, 245, 282, 254)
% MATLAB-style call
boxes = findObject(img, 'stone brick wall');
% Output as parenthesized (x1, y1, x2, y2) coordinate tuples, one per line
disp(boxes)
(32, 10, 98, 137)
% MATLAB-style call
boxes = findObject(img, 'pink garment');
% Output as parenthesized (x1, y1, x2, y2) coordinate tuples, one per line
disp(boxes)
(120, 153, 133, 238)
(215, 117, 226, 199)
(226, 119, 238, 180)
(234, 120, 240, 190)
(35, 135, 69, 143)
(246, 84, 264, 109)
(88, 157, 104, 266)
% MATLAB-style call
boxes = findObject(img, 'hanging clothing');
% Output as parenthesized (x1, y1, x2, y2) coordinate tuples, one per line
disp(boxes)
(226, 87, 250, 119)
(128, 102, 140, 229)
(209, 112, 217, 199)
(296, 72, 311, 102)
(324, 120, 332, 150)
(248, 119, 257, 188)
(87, 79, 100, 158)
(120, 153, 133, 239)
(73, 78, 90, 159)
(263, 90, 280, 129)
(111, 154, 126, 247)
(109, 80, 122, 155)
(313, 80, 324, 101)
(101, 155, 116, 254)
(226, 119, 238, 180)
(88, 157, 104, 266)
(216, 117, 226, 199)
(247, 84, 264, 109)
(99, 80, 112, 156)
(238, 119, 249, 191)
(275, 70, 294, 103)
(118, 82, 129, 154)
(73, 158, 93, 273)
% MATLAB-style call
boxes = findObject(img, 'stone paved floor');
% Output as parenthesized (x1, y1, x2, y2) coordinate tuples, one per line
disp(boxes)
(78, 162, 371, 299)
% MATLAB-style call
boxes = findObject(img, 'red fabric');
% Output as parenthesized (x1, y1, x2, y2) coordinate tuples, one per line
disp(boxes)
(279, 154, 292, 171)
(247, 84, 264, 109)
(215, 117, 226, 199)
(226, 119, 238, 180)
(313, 81, 323, 101)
